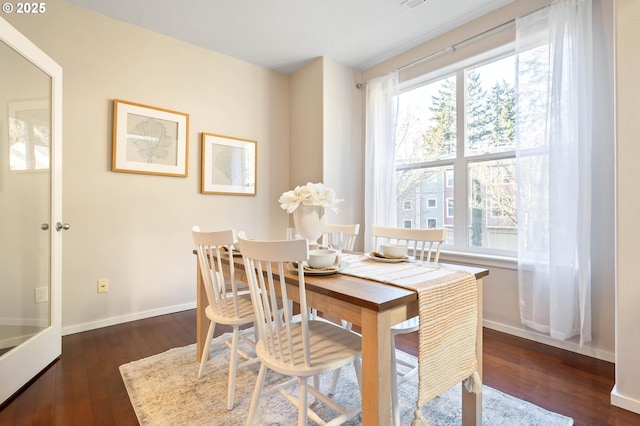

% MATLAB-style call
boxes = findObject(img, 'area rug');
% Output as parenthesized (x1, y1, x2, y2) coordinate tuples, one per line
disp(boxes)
(120, 333, 573, 425)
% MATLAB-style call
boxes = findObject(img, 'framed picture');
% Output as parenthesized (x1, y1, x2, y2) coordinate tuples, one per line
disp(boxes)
(112, 99, 189, 177)
(201, 133, 256, 195)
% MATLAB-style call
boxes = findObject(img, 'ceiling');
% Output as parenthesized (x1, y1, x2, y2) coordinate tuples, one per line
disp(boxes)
(65, 0, 513, 74)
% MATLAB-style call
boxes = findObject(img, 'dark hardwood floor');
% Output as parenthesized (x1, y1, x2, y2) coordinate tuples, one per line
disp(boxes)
(1, 309, 638, 425)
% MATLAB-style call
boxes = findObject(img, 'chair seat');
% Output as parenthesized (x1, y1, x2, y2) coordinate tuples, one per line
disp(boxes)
(205, 292, 255, 326)
(257, 320, 361, 377)
(390, 316, 419, 335)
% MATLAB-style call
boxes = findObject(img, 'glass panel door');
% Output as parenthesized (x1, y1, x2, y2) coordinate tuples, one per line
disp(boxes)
(0, 17, 62, 404)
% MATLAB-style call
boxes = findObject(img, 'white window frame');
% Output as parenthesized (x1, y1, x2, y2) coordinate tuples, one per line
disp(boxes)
(397, 42, 517, 258)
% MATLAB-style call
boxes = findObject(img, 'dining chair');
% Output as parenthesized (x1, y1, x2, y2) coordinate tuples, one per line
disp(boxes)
(237, 236, 363, 426)
(371, 225, 447, 426)
(192, 226, 258, 411)
(321, 223, 360, 252)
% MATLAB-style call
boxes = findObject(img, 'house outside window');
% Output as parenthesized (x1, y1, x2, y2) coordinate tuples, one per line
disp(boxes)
(395, 49, 518, 256)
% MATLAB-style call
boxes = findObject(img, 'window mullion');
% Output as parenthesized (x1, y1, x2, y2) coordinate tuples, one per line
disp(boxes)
(452, 70, 467, 250)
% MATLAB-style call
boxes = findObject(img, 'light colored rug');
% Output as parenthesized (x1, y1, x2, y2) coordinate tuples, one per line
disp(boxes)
(120, 333, 574, 425)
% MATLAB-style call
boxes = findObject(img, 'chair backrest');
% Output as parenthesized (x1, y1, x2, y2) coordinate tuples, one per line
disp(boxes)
(192, 226, 244, 318)
(237, 237, 312, 367)
(322, 224, 360, 252)
(371, 225, 447, 262)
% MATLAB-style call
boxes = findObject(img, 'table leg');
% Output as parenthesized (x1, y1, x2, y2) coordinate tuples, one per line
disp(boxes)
(361, 308, 392, 426)
(196, 257, 208, 363)
(462, 277, 484, 426)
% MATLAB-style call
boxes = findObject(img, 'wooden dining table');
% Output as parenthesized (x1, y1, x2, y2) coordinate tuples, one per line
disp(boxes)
(194, 250, 488, 425)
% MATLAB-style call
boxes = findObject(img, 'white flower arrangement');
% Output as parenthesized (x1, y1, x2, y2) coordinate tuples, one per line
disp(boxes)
(278, 182, 341, 214)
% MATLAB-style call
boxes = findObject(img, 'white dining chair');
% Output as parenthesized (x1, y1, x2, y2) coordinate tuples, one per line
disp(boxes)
(192, 226, 258, 411)
(371, 225, 447, 426)
(237, 236, 362, 426)
(321, 224, 360, 252)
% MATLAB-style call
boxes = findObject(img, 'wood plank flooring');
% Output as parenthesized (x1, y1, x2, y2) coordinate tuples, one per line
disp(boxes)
(1, 309, 638, 425)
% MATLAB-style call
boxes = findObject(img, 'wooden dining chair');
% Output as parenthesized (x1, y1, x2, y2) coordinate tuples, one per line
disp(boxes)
(237, 236, 362, 426)
(192, 226, 258, 411)
(371, 225, 447, 426)
(321, 224, 360, 252)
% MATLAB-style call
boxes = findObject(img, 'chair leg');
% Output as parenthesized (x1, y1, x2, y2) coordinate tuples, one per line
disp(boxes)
(353, 357, 362, 391)
(328, 369, 341, 395)
(226, 326, 240, 410)
(245, 363, 267, 426)
(197, 320, 216, 378)
(297, 377, 308, 426)
(390, 335, 400, 426)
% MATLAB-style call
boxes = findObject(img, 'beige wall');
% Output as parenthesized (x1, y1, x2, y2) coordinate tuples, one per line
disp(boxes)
(289, 57, 364, 238)
(290, 58, 324, 189)
(6, 0, 291, 332)
(613, 0, 640, 414)
(322, 58, 364, 238)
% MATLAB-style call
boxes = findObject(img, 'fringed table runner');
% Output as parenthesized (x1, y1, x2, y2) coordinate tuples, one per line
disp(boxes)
(339, 254, 481, 425)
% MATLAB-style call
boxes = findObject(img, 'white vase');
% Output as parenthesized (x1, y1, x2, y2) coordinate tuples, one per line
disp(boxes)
(292, 205, 327, 243)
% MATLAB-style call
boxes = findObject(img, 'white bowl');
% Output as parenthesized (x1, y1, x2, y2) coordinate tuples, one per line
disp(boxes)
(308, 249, 337, 269)
(380, 244, 407, 258)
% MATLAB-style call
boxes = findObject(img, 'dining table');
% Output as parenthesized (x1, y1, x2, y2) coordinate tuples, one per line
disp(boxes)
(193, 249, 489, 426)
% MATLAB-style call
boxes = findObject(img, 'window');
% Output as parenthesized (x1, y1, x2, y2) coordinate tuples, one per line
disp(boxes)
(403, 219, 412, 228)
(403, 201, 412, 210)
(427, 218, 437, 228)
(395, 50, 517, 256)
(9, 100, 50, 171)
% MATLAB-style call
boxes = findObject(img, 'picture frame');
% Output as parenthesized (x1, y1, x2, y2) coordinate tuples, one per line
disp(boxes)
(201, 132, 256, 196)
(112, 99, 189, 177)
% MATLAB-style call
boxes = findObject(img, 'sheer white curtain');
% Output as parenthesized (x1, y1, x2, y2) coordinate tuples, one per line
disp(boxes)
(515, 0, 593, 345)
(364, 71, 399, 252)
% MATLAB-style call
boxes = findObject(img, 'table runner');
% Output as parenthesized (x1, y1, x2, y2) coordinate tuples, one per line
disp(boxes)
(339, 254, 481, 425)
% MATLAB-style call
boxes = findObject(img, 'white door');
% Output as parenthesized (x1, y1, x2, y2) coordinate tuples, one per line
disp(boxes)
(0, 17, 63, 404)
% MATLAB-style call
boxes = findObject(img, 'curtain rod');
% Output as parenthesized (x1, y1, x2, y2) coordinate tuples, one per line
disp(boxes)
(356, 3, 550, 89)
(397, 19, 515, 73)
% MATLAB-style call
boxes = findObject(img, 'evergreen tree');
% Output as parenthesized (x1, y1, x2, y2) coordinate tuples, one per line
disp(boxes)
(487, 79, 515, 148)
(466, 69, 490, 151)
(422, 76, 456, 159)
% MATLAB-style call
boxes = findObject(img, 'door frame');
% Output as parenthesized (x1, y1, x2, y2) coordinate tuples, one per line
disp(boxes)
(0, 17, 62, 405)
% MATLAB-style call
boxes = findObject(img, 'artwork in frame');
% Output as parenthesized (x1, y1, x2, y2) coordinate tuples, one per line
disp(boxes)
(112, 99, 189, 177)
(201, 132, 256, 196)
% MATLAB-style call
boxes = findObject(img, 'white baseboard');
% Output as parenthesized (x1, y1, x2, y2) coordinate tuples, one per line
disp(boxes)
(0, 334, 37, 350)
(483, 319, 615, 363)
(611, 385, 640, 414)
(61, 302, 196, 336)
(0, 317, 49, 327)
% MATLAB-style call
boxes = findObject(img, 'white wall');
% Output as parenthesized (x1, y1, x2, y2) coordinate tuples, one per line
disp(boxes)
(361, 0, 617, 363)
(6, 0, 291, 333)
(613, 0, 640, 414)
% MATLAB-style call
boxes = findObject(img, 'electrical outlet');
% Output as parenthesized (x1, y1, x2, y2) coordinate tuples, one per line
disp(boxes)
(34, 286, 48, 303)
(97, 278, 109, 293)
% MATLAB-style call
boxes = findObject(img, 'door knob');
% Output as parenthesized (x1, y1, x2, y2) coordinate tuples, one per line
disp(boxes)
(40, 224, 49, 230)
(55, 222, 70, 231)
